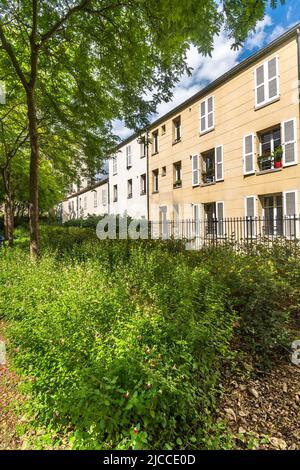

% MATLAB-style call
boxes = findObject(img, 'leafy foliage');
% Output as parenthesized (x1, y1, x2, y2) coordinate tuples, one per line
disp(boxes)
(0, 231, 297, 449)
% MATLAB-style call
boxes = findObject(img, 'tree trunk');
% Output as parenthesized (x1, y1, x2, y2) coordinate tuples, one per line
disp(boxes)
(1, 168, 14, 247)
(27, 88, 40, 259)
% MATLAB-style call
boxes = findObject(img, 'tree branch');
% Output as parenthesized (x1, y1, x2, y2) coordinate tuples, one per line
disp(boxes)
(0, 22, 29, 90)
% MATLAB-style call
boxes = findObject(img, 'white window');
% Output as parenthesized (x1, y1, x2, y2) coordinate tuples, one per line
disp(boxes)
(200, 96, 214, 134)
(153, 170, 159, 192)
(127, 179, 133, 198)
(152, 130, 159, 154)
(102, 189, 107, 206)
(126, 145, 132, 168)
(283, 190, 298, 238)
(94, 192, 98, 208)
(192, 154, 199, 187)
(255, 56, 279, 108)
(112, 156, 117, 175)
(245, 196, 257, 238)
(140, 174, 147, 195)
(84, 196, 87, 210)
(215, 145, 224, 181)
(113, 185, 118, 202)
(173, 116, 181, 142)
(243, 134, 255, 175)
(140, 138, 147, 158)
(282, 118, 297, 167)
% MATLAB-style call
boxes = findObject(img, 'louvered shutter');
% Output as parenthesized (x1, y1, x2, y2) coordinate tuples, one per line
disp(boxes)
(282, 118, 297, 166)
(284, 191, 297, 238)
(243, 134, 255, 175)
(255, 64, 265, 106)
(215, 145, 223, 181)
(268, 57, 278, 100)
(216, 201, 224, 237)
(207, 96, 214, 130)
(245, 196, 256, 238)
(200, 101, 206, 133)
(192, 154, 199, 186)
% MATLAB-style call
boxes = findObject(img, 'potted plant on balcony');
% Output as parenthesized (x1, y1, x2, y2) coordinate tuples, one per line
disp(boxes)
(174, 179, 182, 188)
(273, 146, 283, 169)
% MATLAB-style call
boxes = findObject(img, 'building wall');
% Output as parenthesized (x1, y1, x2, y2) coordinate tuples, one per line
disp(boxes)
(148, 36, 300, 221)
(61, 182, 109, 223)
(109, 138, 148, 219)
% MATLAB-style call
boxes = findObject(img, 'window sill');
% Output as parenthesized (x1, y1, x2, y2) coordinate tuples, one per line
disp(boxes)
(173, 185, 182, 189)
(199, 127, 215, 137)
(127, 196, 133, 199)
(201, 181, 216, 187)
(152, 152, 159, 156)
(140, 155, 146, 159)
(140, 192, 147, 196)
(256, 168, 282, 176)
(192, 184, 200, 188)
(254, 96, 280, 111)
(152, 191, 159, 194)
(172, 139, 182, 146)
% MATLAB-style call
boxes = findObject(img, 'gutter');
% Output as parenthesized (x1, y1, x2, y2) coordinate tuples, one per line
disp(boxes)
(115, 22, 300, 151)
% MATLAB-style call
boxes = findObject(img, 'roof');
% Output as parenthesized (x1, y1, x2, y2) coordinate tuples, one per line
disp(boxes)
(116, 22, 300, 151)
(65, 177, 108, 201)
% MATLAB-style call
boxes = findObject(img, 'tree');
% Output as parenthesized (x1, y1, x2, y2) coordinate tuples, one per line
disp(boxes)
(0, 0, 285, 257)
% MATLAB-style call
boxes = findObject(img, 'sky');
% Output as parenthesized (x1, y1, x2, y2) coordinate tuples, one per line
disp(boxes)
(113, 0, 300, 140)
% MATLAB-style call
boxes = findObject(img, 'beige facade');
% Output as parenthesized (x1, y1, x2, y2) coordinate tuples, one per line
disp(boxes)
(147, 29, 300, 235)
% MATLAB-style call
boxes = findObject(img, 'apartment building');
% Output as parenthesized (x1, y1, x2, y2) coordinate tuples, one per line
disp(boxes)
(109, 136, 148, 219)
(138, 24, 300, 238)
(61, 178, 109, 223)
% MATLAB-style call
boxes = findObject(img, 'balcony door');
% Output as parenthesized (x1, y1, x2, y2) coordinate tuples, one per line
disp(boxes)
(262, 194, 283, 236)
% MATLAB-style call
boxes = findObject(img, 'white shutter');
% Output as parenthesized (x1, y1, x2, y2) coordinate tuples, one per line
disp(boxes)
(255, 64, 265, 107)
(200, 100, 206, 133)
(282, 118, 297, 166)
(199, 96, 214, 133)
(216, 201, 224, 237)
(215, 145, 223, 181)
(207, 96, 214, 130)
(267, 57, 279, 100)
(245, 196, 256, 238)
(243, 134, 255, 175)
(102, 189, 107, 206)
(126, 145, 132, 167)
(192, 154, 199, 186)
(283, 191, 298, 238)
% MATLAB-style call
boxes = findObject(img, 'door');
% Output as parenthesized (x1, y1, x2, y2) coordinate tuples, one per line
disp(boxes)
(262, 194, 283, 236)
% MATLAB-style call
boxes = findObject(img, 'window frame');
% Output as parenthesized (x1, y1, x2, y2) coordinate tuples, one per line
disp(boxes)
(199, 95, 215, 135)
(255, 56, 280, 109)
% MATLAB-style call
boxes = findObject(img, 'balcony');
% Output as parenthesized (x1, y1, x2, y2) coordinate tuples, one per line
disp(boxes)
(257, 147, 283, 173)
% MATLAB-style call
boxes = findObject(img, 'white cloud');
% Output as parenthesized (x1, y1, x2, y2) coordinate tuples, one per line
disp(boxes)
(269, 25, 285, 42)
(112, 119, 131, 140)
(287, 5, 293, 22)
(245, 15, 272, 50)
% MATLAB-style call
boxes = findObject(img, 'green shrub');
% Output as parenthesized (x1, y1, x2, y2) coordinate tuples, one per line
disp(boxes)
(0, 234, 297, 449)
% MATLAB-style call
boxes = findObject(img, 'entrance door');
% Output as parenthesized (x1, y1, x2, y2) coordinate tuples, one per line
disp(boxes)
(159, 206, 168, 239)
(263, 194, 283, 236)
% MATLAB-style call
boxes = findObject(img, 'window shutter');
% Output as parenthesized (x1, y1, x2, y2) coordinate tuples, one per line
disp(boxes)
(243, 134, 255, 174)
(216, 201, 224, 237)
(207, 96, 214, 129)
(200, 101, 206, 133)
(126, 146, 132, 167)
(284, 191, 297, 238)
(255, 64, 265, 106)
(215, 145, 223, 181)
(192, 154, 199, 186)
(245, 196, 256, 238)
(282, 118, 297, 166)
(268, 57, 278, 100)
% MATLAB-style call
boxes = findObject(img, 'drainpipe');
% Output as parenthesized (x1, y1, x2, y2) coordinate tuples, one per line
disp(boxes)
(297, 29, 300, 107)
(146, 128, 150, 223)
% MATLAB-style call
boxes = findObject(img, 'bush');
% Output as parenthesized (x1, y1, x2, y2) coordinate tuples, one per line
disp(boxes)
(0, 232, 297, 449)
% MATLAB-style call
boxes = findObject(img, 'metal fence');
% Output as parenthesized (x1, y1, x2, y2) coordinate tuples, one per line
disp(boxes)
(150, 216, 300, 249)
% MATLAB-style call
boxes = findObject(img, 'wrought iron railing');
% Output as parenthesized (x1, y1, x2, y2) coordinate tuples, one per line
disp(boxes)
(150, 216, 300, 249)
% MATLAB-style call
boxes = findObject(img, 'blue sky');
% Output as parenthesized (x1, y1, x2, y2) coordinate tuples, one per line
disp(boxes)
(114, 0, 300, 139)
